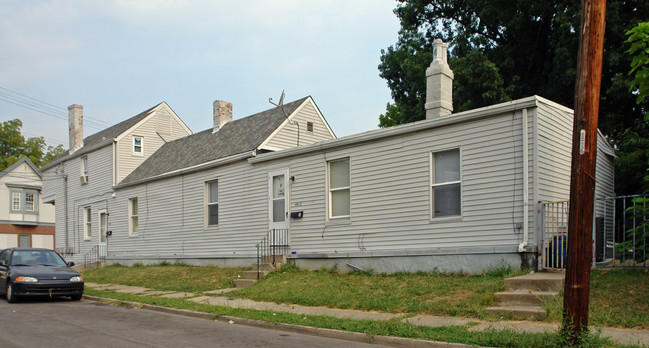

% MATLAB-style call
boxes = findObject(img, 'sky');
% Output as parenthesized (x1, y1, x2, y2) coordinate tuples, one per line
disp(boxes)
(0, 0, 401, 149)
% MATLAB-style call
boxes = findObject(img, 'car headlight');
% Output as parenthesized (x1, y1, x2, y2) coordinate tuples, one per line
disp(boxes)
(69, 276, 82, 282)
(15, 276, 38, 282)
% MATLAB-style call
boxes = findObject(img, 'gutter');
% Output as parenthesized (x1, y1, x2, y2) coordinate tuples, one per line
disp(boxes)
(114, 151, 254, 189)
(251, 96, 541, 163)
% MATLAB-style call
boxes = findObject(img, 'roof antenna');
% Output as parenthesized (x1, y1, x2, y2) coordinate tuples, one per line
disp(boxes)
(268, 90, 299, 147)
(268, 89, 285, 108)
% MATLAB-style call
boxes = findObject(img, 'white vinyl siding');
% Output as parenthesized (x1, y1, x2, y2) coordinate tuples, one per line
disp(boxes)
(327, 158, 350, 219)
(430, 148, 461, 218)
(129, 197, 139, 236)
(115, 105, 191, 183)
(84, 207, 92, 240)
(263, 100, 335, 150)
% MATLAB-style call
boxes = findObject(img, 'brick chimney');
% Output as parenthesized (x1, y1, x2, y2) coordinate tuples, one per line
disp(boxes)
(213, 100, 233, 133)
(68, 104, 84, 153)
(425, 39, 454, 119)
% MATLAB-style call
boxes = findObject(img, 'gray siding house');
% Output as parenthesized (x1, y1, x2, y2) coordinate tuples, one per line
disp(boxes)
(101, 39, 614, 273)
(40, 102, 192, 264)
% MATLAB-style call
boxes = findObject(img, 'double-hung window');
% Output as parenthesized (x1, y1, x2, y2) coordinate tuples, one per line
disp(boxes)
(133, 136, 143, 155)
(328, 158, 350, 219)
(430, 148, 461, 218)
(84, 207, 92, 239)
(9, 190, 38, 214)
(129, 198, 139, 236)
(206, 181, 218, 226)
(11, 192, 21, 212)
(25, 192, 35, 211)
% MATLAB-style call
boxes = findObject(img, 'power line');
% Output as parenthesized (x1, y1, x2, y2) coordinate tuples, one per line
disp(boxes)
(0, 96, 107, 131)
(0, 86, 113, 127)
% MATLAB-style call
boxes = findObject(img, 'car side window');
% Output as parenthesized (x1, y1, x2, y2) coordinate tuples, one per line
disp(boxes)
(0, 250, 9, 264)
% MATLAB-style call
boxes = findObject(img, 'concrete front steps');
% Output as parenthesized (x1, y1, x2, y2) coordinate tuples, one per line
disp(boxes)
(234, 255, 285, 289)
(485, 271, 564, 320)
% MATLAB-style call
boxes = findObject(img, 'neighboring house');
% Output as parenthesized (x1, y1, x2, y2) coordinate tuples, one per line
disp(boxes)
(40, 102, 192, 263)
(102, 39, 614, 273)
(0, 158, 55, 249)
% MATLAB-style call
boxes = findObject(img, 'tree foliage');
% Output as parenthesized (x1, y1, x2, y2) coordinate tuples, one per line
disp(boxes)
(379, 1, 649, 193)
(0, 119, 64, 171)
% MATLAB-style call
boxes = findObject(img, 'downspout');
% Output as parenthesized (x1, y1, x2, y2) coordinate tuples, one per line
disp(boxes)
(64, 174, 69, 250)
(519, 108, 530, 252)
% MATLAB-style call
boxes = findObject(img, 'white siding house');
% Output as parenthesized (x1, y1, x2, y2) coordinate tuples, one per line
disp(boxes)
(104, 94, 614, 273)
(0, 158, 55, 249)
(40, 102, 192, 263)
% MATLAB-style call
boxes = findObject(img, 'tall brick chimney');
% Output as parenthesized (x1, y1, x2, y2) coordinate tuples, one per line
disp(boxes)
(213, 100, 233, 133)
(68, 104, 84, 153)
(425, 39, 454, 119)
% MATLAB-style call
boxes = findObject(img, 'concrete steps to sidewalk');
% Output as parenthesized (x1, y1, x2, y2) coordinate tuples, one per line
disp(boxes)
(234, 256, 286, 289)
(485, 272, 564, 320)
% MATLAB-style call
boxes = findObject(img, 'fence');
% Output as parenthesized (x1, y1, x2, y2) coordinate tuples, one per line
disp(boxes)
(540, 194, 649, 270)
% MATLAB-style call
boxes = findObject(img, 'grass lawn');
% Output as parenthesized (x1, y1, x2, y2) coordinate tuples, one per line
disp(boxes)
(82, 263, 649, 330)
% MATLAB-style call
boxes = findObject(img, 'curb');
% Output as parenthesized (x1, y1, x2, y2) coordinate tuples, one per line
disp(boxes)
(82, 295, 477, 348)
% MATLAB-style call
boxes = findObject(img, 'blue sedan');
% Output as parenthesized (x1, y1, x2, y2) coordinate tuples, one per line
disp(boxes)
(0, 248, 84, 303)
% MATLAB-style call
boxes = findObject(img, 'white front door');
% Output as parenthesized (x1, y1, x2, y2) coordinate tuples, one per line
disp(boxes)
(98, 209, 108, 251)
(268, 170, 289, 233)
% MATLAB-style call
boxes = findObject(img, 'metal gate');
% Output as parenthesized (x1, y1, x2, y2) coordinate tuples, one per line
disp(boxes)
(540, 200, 569, 270)
(540, 194, 649, 270)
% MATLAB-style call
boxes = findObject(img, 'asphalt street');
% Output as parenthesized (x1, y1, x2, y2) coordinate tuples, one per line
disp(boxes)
(0, 298, 388, 348)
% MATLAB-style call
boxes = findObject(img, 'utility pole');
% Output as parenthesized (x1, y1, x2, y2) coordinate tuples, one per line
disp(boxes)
(563, 0, 606, 344)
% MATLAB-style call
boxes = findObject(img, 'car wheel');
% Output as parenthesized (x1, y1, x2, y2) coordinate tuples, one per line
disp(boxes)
(6, 283, 17, 303)
(70, 294, 82, 301)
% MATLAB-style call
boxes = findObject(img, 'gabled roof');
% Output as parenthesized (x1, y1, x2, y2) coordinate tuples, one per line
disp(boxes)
(40, 103, 164, 171)
(0, 157, 41, 179)
(118, 97, 310, 186)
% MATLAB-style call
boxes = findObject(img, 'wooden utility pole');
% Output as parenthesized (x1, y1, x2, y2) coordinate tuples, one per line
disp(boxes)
(563, 0, 606, 344)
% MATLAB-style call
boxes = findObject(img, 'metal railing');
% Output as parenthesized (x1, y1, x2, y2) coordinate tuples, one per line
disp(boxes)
(597, 194, 649, 267)
(256, 229, 289, 279)
(541, 200, 569, 270)
(83, 245, 107, 267)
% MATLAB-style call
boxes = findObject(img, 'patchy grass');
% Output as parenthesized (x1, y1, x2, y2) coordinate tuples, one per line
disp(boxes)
(82, 263, 247, 292)
(83, 287, 624, 348)
(228, 264, 524, 319)
(544, 268, 649, 329)
(82, 263, 649, 329)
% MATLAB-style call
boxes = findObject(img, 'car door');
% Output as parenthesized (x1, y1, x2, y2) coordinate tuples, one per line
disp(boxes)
(0, 249, 10, 293)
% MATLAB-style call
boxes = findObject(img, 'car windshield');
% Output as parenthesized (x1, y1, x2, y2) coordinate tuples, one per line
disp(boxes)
(11, 250, 68, 267)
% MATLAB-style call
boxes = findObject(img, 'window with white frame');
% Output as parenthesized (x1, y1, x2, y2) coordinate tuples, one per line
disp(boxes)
(328, 158, 350, 219)
(206, 181, 218, 225)
(129, 197, 139, 235)
(11, 192, 21, 211)
(9, 190, 38, 214)
(430, 148, 461, 218)
(84, 207, 92, 239)
(133, 136, 143, 155)
(25, 192, 35, 211)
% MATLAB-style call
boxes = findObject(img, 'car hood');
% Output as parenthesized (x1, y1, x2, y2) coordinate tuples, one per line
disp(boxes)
(12, 266, 80, 280)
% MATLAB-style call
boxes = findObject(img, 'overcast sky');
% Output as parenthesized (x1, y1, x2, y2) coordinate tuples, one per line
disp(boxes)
(0, 0, 401, 149)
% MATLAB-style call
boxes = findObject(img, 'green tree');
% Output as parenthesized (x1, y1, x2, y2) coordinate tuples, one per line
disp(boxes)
(379, 0, 649, 194)
(0, 119, 64, 171)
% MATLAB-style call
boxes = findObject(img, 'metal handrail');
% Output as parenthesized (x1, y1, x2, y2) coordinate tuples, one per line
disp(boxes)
(83, 245, 106, 267)
(256, 229, 289, 279)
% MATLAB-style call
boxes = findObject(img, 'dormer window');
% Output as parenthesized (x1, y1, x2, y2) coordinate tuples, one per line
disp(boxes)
(133, 136, 143, 155)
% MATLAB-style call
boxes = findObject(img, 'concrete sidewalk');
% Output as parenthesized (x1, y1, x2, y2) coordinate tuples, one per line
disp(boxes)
(84, 282, 649, 346)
